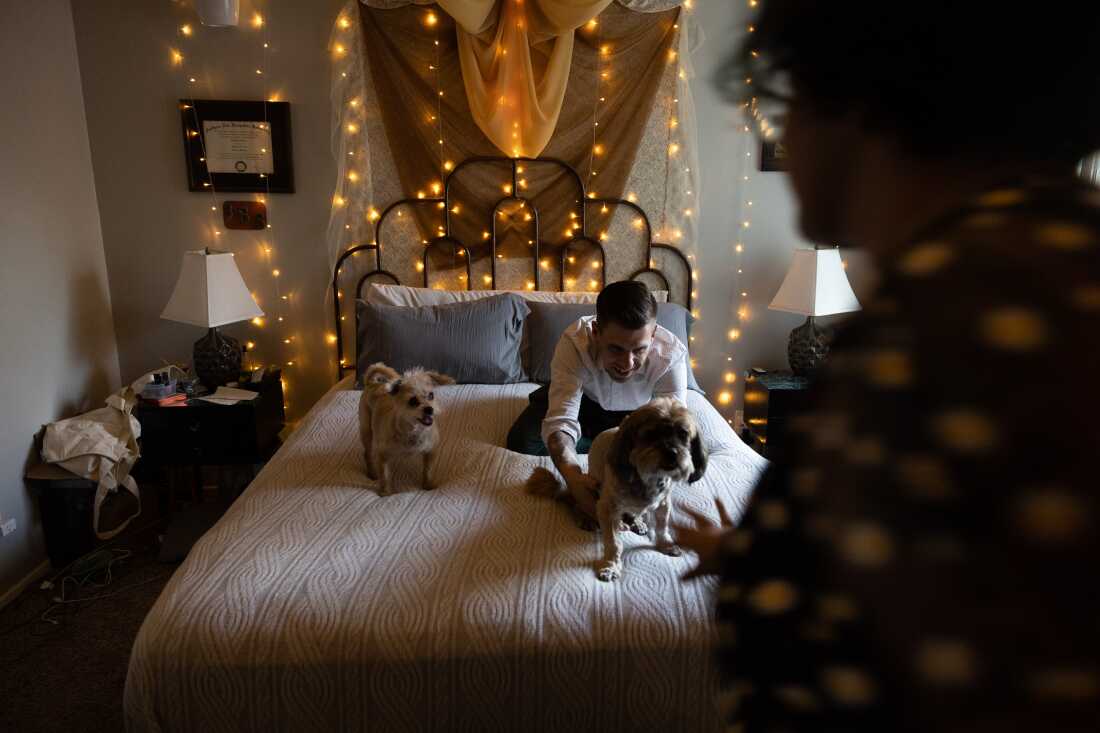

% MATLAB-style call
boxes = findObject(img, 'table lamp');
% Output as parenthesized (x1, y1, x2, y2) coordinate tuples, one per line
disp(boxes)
(768, 245, 861, 376)
(161, 248, 263, 388)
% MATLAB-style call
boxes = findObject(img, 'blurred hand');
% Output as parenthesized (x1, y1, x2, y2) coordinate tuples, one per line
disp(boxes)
(673, 498, 735, 580)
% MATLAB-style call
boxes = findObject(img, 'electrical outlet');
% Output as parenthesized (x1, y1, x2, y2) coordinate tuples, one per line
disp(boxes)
(1, 517, 15, 536)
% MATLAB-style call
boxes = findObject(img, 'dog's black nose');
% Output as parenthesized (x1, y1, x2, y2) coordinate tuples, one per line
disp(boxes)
(423, 405, 434, 416)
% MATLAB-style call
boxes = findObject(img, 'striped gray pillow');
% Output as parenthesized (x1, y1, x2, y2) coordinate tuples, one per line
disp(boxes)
(356, 293, 530, 385)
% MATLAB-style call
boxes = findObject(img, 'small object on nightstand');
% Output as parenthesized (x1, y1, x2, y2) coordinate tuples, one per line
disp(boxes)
(141, 371, 182, 401)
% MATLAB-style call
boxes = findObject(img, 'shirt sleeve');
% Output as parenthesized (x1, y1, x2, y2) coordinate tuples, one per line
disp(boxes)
(653, 350, 688, 405)
(541, 336, 586, 447)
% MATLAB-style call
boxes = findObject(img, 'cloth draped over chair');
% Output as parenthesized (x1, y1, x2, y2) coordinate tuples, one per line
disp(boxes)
(326, 0, 700, 308)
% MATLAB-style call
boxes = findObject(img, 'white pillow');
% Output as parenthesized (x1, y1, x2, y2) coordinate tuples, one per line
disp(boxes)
(366, 283, 669, 307)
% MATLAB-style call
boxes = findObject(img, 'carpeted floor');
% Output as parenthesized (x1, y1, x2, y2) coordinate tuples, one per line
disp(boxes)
(0, 492, 228, 733)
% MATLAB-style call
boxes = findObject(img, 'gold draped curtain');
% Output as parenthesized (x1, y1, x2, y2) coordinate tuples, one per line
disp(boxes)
(440, 0, 615, 157)
(327, 0, 698, 301)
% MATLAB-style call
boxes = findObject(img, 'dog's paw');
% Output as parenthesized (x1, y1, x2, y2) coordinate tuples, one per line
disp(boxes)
(629, 516, 649, 536)
(596, 561, 622, 582)
(657, 542, 683, 557)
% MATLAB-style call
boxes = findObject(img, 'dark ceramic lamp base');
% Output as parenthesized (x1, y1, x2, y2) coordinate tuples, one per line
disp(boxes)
(193, 327, 242, 388)
(788, 316, 833, 377)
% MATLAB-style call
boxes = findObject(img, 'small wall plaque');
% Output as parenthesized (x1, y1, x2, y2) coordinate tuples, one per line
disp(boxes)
(223, 201, 268, 230)
(760, 140, 789, 172)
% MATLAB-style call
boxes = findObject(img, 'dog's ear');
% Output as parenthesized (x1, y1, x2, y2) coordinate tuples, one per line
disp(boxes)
(389, 379, 403, 395)
(688, 428, 708, 483)
(607, 413, 641, 488)
(364, 362, 399, 386)
(426, 371, 455, 387)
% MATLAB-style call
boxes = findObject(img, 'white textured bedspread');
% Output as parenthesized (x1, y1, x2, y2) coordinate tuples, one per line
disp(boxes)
(125, 382, 767, 732)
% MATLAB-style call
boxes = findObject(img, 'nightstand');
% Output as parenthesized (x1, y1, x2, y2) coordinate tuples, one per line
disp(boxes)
(136, 372, 285, 507)
(741, 369, 812, 463)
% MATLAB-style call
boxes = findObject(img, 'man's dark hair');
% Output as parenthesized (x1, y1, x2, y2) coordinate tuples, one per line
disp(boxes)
(717, 1, 1100, 164)
(596, 281, 657, 331)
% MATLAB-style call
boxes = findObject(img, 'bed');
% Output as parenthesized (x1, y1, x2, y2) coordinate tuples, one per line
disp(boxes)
(125, 156, 768, 731)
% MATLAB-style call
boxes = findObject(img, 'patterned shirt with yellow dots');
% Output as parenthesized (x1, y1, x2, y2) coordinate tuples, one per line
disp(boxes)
(716, 179, 1100, 732)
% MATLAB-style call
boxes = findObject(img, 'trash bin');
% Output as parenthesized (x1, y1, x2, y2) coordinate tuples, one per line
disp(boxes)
(24, 463, 97, 569)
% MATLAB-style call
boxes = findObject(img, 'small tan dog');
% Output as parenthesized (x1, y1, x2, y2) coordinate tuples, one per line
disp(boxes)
(527, 397, 707, 581)
(359, 362, 454, 495)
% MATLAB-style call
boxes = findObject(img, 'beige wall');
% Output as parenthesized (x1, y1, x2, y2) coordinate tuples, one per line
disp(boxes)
(689, 1, 876, 420)
(71, 0, 345, 420)
(68, 0, 876, 429)
(0, 0, 121, 596)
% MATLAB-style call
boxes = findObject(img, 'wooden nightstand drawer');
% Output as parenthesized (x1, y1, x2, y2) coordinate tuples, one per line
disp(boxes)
(742, 370, 812, 463)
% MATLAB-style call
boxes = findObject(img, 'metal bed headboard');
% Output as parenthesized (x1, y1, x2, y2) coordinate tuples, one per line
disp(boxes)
(331, 155, 692, 381)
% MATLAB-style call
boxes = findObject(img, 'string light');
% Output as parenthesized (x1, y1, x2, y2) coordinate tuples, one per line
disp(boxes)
(711, 0, 765, 422)
(586, 17, 606, 194)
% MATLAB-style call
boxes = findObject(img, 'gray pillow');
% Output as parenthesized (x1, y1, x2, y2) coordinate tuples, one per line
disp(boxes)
(357, 293, 530, 385)
(526, 301, 702, 392)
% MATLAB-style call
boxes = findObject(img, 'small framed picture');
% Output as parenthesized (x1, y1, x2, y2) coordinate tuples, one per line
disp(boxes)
(180, 99, 295, 193)
(759, 139, 789, 172)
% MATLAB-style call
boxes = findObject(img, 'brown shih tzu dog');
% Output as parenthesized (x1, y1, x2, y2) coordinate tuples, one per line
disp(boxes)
(359, 362, 454, 495)
(527, 397, 707, 581)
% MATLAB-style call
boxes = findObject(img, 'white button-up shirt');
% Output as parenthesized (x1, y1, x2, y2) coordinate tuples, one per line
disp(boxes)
(540, 316, 688, 446)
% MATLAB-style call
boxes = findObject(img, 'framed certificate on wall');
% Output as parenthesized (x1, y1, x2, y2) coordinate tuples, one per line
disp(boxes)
(180, 99, 295, 193)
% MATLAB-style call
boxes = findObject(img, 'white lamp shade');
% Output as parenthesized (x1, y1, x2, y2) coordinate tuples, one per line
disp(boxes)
(768, 247, 862, 317)
(160, 249, 263, 328)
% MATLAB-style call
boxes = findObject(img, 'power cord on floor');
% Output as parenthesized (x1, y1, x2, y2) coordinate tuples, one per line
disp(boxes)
(0, 517, 169, 642)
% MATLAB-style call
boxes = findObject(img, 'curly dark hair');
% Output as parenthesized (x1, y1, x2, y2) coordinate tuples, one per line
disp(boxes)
(717, 1, 1100, 164)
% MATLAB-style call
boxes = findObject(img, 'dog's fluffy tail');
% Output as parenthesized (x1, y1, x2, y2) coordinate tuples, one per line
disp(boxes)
(364, 362, 399, 386)
(525, 466, 567, 499)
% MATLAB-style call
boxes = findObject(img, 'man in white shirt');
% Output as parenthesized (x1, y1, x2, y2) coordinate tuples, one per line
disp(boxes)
(506, 281, 688, 520)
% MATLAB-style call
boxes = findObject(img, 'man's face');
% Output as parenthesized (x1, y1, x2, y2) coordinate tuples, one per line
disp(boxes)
(592, 320, 656, 382)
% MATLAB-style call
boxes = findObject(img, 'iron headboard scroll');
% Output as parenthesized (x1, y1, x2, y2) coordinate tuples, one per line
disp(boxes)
(331, 155, 693, 381)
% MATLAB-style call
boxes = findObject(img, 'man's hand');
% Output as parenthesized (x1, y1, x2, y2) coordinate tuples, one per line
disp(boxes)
(672, 498, 735, 580)
(562, 466, 600, 521)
